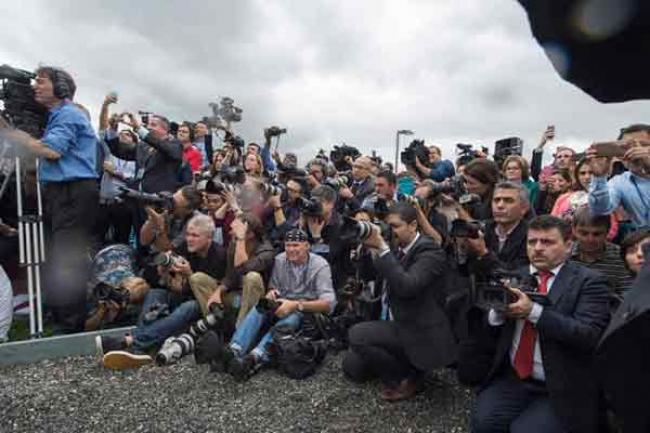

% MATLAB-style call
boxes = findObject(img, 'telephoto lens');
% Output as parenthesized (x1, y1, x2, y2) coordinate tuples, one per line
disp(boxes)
(155, 303, 226, 366)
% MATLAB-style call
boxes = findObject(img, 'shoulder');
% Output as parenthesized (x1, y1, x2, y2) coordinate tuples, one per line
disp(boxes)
(563, 261, 607, 284)
(308, 253, 330, 268)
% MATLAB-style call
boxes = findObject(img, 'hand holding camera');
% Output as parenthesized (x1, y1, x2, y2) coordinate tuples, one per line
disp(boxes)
(306, 215, 326, 238)
(361, 223, 387, 251)
(145, 206, 167, 231)
(504, 281, 534, 320)
(231, 217, 248, 240)
(170, 256, 191, 277)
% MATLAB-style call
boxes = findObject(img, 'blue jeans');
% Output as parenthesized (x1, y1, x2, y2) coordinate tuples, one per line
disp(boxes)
(229, 308, 303, 363)
(132, 288, 201, 352)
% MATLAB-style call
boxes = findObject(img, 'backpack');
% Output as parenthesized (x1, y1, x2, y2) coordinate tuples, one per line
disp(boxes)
(270, 325, 327, 380)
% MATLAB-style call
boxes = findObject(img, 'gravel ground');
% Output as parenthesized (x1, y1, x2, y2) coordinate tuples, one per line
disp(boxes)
(0, 353, 472, 433)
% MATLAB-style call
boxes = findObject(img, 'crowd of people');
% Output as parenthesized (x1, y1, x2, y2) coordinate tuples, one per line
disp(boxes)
(1, 66, 650, 432)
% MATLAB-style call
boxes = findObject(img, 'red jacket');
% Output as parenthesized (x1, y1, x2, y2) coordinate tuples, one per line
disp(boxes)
(183, 145, 202, 172)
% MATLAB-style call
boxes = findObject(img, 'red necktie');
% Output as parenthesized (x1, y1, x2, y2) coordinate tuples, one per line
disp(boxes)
(513, 270, 552, 379)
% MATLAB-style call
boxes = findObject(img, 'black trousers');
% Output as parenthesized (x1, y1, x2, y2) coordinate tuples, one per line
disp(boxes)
(343, 320, 416, 387)
(471, 369, 567, 433)
(95, 200, 133, 245)
(44, 179, 99, 333)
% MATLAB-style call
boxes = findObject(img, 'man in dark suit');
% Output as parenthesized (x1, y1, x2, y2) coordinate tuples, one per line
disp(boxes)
(462, 215, 610, 433)
(465, 181, 531, 275)
(338, 156, 376, 213)
(342, 202, 457, 401)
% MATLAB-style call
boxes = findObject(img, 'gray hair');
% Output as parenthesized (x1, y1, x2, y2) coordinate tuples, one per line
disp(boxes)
(494, 181, 530, 205)
(187, 214, 215, 238)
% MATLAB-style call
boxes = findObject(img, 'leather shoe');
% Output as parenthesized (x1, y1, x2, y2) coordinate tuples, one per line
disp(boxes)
(379, 378, 417, 402)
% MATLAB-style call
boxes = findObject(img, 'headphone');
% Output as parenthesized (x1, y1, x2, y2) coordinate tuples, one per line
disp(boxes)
(51, 68, 72, 100)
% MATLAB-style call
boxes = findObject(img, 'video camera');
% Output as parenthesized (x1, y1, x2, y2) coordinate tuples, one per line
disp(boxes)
(264, 125, 287, 139)
(223, 130, 245, 149)
(330, 144, 360, 171)
(0, 64, 48, 138)
(473, 270, 550, 312)
(421, 175, 468, 200)
(219, 165, 246, 185)
(456, 143, 487, 166)
(118, 186, 174, 213)
(493, 137, 523, 169)
(400, 139, 429, 168)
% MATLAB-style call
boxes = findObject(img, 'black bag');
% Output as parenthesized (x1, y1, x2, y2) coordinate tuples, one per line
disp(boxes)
(270, 326, 327, 380)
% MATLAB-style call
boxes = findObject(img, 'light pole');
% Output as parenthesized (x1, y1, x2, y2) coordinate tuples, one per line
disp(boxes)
(394, 129, 414, 171)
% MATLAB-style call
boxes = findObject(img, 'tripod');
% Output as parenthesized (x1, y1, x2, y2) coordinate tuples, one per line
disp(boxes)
(14, 154, 46, 337)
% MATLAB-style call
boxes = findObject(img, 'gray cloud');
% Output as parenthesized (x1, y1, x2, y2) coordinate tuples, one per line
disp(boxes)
(1, 0, 648, 167)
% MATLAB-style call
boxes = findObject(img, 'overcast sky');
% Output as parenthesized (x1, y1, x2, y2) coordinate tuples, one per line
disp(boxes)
(1, 0, 648, 166)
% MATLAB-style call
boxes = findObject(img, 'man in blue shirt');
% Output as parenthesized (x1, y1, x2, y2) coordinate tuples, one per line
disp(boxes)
(414, 145, 455, 182)
(1, 66, 99, 332)
(587, 124, 650, 230)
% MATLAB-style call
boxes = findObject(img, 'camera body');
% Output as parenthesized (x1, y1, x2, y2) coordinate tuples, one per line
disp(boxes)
(152, 251, 184, 269)
(265, 125, 287, 138)
(450, 219, 483, 239)
(0, 64, 48, 138)
(299, 197, 324, 217)
(473, 270, 547, 312)
(400, 139, 429, 167)
(330, 145, 361, 171)
(256, 298, 282, 315)
(219, 165, 246, 185)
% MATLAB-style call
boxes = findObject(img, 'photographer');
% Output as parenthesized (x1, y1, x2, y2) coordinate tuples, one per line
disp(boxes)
(338, 156, 375, 212)
(587, 124, 650, 230)
(462, 182, 531, 275)
(97, 214, 227, 369)
(414, 145, 455, 182)
(209, 228, 336, 381)
(206, 214, 275, 327)
(105, 112, 182, 194)
(306, 158, 326, 189)
(139, 185, 202, 253)
(462, 158, 501, 221)
(461, 216, 610, 433)
(343, 202, 456, 402)
(0, 66, 99, 332)
(193, 120, 213, 169)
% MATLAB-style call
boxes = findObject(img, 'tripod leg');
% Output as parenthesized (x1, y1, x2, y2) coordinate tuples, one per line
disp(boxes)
(32, 223, 44, 335)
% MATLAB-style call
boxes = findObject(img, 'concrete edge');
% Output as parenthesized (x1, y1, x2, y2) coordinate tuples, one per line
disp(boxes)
(0, 326, 135, 367)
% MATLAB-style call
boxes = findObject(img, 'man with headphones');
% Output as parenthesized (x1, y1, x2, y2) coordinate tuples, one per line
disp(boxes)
(0, 66, 99, 333)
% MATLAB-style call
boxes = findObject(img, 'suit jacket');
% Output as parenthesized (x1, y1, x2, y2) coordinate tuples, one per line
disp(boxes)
(375, 235, 457, 371)
(458, 261, 610, 433)
(347, 177, 375, 213)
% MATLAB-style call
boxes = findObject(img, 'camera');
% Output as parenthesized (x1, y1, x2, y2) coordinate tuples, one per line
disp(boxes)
(220, 165, 246, 184)
(473, 271, 548, 312)
(455, 143, 486, 166)
(223, 130, 245, 149)
(399, 194, 423, 208)
(152, 251, 184, 269)
(217, 96, 243, 123)
(493, 137, 523, 169)
(118, 186, 174, 213)
(450, 219, 482, 239)
(323, 175, 350, 191)
(256, 298, 281, 315)
(259, 183, 284, 196)
(400, 139, 429, 167)
(0, 64, 48, 138)
(156, 303, 226, 366)
(339, 216, 374, 244)
(264, 125, 287, 139)
(94, 282, 130, 306)
(299, 197, 324, 217)
(330, 144, 361, 171)
(422, 175, 468, 199)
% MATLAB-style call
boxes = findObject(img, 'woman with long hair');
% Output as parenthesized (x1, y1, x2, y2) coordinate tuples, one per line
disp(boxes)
(502, 155, 539, 205)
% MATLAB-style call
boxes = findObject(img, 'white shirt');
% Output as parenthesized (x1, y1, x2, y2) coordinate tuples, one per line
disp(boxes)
(488, 263, 564, 381)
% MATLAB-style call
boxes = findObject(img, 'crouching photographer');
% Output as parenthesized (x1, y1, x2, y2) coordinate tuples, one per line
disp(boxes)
(342, 202, 457, 402)
(201, 228, 336, 381)
(96, 214, 227, 370)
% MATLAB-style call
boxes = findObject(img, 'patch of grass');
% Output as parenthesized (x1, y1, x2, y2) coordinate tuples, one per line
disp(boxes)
(7, 316, 54, 341)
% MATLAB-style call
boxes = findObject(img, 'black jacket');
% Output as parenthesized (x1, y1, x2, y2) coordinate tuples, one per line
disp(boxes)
(375, 234, 458, 370)
(458, 262, 611, 433)
(470, 219, 529, 276)
(107, 132, 182, 193)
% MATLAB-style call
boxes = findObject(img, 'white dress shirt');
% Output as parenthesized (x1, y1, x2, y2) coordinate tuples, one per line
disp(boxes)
(488, 263, 564, 381)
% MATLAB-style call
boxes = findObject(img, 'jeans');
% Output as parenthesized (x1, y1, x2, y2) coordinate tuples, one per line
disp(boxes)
(132, 289, 201, 352)
(229, 308, 303, 363)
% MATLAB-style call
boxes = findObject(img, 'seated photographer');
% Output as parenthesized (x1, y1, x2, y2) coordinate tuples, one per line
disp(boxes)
(338, 156, 375, 213)
(209, 228, 336, 381)
(588, 124, 650, 230)
(97, 214, 227, 369)
(462, 215, 610, 433)
(205, 214, 275, 327)
(266, 177, 307, 234)
(462, 181, 531, 274)
(414, 145, 455, 182)
(342, 202, 456, 402)
(139, 185, 202, 253)
(570, 207, 632, 301)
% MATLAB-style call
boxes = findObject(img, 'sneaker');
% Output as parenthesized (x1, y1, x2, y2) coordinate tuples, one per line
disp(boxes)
(228, 354, 261, 382)
(102, 351, 153, 370)
(95, 335, 127, 359)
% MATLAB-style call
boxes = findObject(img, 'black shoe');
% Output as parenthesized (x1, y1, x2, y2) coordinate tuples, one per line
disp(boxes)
(209, 344, 235, 373)
(95, 335, 127, 357)
(228, 354, 260, 382)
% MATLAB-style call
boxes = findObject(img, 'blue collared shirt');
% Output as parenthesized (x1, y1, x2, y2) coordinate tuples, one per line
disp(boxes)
(39, 101, 98, 183)
(589, 172, 650, 229)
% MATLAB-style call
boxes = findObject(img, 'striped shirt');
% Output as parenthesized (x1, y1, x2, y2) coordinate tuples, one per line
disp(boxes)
(570, 242, 633, 297)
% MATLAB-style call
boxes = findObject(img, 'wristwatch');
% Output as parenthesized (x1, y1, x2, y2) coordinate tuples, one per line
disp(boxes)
(297, 301, 304, 312)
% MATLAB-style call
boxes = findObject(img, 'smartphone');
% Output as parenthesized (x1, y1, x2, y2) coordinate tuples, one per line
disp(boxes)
(591, 141, 629, 158)
(108, 91, 118, 101)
